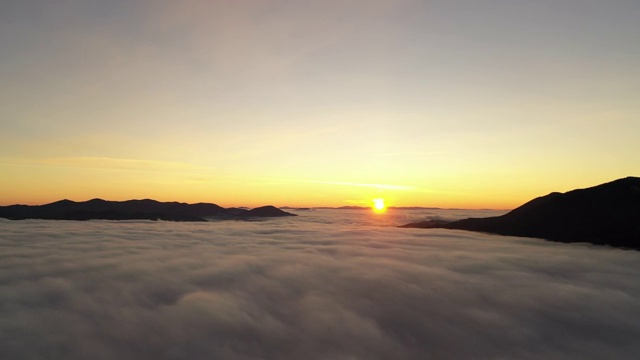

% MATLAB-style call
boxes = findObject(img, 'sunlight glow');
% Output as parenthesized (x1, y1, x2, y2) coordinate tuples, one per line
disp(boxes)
(373, 198, 387, 213)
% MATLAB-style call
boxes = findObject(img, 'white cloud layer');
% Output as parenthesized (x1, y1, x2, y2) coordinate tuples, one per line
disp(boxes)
(1, 211, 640, 359)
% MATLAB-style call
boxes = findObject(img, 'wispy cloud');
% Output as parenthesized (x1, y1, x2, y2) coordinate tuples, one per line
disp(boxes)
(315, 180, 415, 191)
(7, 157, 214, 175)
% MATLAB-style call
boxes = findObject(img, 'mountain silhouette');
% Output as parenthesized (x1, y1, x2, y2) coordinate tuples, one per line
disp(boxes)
(238, 205, 295, 218)
(402, 177, 640, 249)
(0, 199, 296, 222)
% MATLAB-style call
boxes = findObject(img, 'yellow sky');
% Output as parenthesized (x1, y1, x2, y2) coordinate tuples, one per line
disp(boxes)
(1, 1, 639, 208)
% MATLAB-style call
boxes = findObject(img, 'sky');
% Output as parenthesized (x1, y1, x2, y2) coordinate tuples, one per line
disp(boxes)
(2, 216, 640, 359)
(1, 0, 639, 208)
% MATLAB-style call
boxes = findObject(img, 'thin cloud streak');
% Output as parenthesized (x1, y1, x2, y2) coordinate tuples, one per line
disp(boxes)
(3, 157, 226, 178)
(317, 181, 416, 191)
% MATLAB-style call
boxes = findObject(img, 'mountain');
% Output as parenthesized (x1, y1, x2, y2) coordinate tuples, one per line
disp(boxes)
(0, 199, 296, 222)
(238, 205, 297, 218)
(401, 177, 640, 249)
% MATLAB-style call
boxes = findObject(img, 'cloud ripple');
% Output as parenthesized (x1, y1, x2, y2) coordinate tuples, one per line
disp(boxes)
(1, 216, 640, 360)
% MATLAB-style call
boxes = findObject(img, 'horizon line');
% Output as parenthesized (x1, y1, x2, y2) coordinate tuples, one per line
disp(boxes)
(0, 197, 511, 211)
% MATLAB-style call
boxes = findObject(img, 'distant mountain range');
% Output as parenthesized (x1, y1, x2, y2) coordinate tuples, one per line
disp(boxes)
(306, 206, 451, 210)
(402, 177, 640, 250)
(0, 199, 296, 222)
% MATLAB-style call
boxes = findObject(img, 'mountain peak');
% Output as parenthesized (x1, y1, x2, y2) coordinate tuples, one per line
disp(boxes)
(402, 177, 640, 250)
(0, 199, 295, 221)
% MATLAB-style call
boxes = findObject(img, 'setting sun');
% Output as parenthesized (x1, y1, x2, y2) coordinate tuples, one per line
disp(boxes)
(373, 198, 387, 213)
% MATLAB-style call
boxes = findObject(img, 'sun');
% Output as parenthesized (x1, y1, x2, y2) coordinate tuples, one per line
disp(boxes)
(372, 198, 387, 213)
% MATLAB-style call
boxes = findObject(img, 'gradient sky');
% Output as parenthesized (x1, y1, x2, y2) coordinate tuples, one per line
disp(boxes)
(1, 0, 639, 208)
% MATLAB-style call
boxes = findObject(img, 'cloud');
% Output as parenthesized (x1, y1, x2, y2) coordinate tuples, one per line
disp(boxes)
(34, 157, 210, 174)
(1, 215, 640, 359)
(314, 181, 416, 191)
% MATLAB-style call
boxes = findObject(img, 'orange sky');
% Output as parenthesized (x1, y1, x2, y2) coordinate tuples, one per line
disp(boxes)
(1, 1, 639, 208)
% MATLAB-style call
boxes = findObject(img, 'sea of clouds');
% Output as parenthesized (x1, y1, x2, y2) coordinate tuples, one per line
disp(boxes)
(2, 210, 640, 360)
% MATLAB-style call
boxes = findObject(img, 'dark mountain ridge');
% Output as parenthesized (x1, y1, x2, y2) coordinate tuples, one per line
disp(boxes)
(402, 177, 640, 249)
(0, 199, 296, 222)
